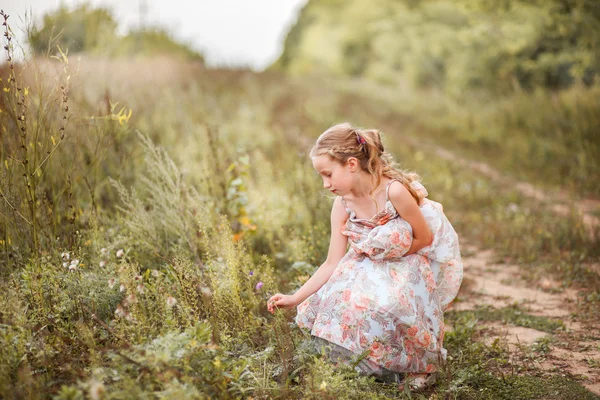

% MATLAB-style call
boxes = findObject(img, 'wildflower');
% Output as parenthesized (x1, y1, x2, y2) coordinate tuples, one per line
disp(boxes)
(89, 379, 105, 400)
(136, 284, 145, 294)
(115, 305, 126, 318)
(255, 281, 264, 290)
(116, 249, 124, 258)
(63, 262, 68, 268)
(70, 259, 79, 267)
(249, 271, 254, 276)
(151, 270, 160, 277)
(166, 296, 177, 308)
(108, 278, 116, 289)
(100, 247, 108, 255)
(69, 264, 77, 271)
(200, 286, 212, 296)
(126, 294, 137, 304)
(99, 260, 107, 268)
(61, 252, 70, 260)
(119, 284, 126, 293)
(134, 275, 142, 281)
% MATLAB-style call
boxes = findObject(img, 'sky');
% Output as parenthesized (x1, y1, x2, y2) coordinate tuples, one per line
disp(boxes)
(1, 0, 308, 70)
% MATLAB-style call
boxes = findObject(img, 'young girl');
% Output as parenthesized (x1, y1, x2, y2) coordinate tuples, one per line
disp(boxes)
(267, 123, 463, 389)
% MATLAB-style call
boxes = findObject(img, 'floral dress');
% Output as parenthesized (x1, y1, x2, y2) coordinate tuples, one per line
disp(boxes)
(295, 180, 463, 374)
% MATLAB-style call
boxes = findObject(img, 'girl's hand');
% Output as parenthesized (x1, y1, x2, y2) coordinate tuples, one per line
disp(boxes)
(267, 293, 298, 313)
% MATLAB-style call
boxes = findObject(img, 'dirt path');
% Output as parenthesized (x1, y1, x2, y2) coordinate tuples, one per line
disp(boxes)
(455, 243, 600, 395)
(427, 145, 600, 233)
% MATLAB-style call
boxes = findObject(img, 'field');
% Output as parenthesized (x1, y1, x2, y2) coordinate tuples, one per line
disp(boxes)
(1, 44, 600, 399)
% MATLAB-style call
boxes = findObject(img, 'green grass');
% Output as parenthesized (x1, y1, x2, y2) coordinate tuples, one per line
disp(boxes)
(0, 39, 599, 398)
(448, 304, 565, 333)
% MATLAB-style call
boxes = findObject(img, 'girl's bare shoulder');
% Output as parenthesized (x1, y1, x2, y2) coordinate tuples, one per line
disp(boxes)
(331, 196, 349, 223)
(387, 180, 412, 202)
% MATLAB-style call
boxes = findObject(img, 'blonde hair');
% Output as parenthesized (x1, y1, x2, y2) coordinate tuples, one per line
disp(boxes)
(310, 122, 423, 204)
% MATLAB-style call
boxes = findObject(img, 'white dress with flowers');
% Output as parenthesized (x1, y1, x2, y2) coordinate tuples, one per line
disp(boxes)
(295, 180, 463, 374)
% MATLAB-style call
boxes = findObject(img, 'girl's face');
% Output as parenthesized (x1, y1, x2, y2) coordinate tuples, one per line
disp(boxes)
(312, 155, 355, 196)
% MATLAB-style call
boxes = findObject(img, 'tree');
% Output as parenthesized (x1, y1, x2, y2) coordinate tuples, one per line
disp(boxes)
(28, 4, 118, 54)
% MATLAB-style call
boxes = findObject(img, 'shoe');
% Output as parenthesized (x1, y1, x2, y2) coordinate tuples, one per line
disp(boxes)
(398, 373, 437, 390)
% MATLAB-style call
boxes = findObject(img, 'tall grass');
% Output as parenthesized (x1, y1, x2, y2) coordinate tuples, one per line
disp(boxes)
(1, 18, 599, 398)
(367, 81, 600, 197)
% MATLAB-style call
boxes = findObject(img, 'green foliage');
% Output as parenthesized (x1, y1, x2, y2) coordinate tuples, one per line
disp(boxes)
(394, 85, 600, 196)
(448, 304, 565, 333)
(440, 314, 599, 400)
(109, 132, 208, 262)
(1, 11, 599, 399)
(277, 0, 600, 93)
(28, 4, 118, 55)
(120, 29, 204, 61)
(27, 4, 204, 61)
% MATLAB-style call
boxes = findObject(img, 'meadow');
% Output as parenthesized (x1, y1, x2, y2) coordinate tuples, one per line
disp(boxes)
(1, 16, 600, 399)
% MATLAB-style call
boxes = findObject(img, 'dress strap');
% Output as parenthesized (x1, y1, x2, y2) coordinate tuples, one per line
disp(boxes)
(385, 179, 400, 203)
(340, 196, 349, 211)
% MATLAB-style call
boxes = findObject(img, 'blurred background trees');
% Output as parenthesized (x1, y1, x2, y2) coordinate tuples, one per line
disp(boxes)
(275, 0, 600, 94)
(27, 3, 204, 61)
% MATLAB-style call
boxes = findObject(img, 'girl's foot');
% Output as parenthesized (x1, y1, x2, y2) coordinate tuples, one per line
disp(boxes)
(398, 373, 437, 390)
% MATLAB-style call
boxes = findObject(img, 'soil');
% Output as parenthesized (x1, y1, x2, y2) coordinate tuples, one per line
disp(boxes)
(455, 243, 600, 395)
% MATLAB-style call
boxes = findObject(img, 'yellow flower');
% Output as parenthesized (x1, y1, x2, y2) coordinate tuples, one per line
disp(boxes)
(239, 216, 251, 226)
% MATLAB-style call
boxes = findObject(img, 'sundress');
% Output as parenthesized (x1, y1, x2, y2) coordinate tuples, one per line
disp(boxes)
(295, 180, 463, 374)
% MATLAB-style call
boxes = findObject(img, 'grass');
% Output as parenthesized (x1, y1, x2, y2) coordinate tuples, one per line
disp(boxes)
(447, 304, 565, 333)
(1, 20, 599, 398)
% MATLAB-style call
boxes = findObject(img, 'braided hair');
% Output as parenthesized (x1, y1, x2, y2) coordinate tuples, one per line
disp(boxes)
(310, 122, 423, 204)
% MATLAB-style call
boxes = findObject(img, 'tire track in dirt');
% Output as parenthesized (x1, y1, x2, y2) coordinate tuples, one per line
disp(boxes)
(455, 243, 600, 395)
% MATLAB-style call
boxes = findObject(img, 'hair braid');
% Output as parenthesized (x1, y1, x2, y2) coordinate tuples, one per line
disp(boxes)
(311, 122, 423, 203)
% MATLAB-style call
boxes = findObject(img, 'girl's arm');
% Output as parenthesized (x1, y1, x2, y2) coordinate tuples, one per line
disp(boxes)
(268, 196, 349, 311)
(388, 181, 433, 255)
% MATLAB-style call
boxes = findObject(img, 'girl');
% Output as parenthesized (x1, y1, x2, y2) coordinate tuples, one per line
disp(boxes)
(267, 123, 463, 389)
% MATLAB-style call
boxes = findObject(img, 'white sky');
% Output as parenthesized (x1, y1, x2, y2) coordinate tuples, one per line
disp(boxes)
(1, 0, 308, 70)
